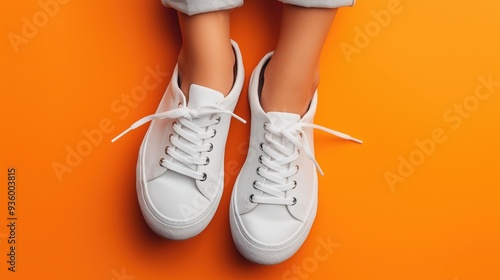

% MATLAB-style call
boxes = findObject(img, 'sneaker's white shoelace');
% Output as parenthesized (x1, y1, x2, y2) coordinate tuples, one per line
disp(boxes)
(252, 122, 362, 206)
(112, 105, 246, 180)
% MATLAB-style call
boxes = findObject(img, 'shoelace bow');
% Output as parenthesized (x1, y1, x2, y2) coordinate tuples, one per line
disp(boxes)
(251, 122, 362, 206)
(112, 104, 246, 180)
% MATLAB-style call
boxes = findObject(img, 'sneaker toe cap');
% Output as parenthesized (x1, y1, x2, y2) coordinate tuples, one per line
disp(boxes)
(146, 170, 210, 222)
(240, 204, 302, 246)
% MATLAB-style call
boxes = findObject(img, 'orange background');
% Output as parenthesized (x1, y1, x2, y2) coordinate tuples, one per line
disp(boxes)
(1, 0, 499, 279)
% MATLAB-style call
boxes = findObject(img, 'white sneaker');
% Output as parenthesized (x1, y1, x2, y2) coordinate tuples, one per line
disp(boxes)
(229, 52, 361, 264)
(113, 40, 245, 240)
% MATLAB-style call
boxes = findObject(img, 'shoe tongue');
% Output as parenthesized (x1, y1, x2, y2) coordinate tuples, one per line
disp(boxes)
(187, 84, 224, 109)
(267, 111, 301, 129)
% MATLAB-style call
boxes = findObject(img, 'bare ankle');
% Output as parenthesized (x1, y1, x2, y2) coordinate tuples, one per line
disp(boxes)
(177, 45, 234, 99)
(177, 10, 234, 99)
(260, 62, 319, 116)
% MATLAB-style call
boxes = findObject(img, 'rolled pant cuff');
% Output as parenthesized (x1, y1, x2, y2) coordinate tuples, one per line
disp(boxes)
(163, 0, 355, 16)
(279, 0, 355, 9)
(162, 0, 244, 16)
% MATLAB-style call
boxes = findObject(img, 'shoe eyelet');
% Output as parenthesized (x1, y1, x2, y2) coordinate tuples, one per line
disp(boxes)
(259, 143, 264, 151)
(297, 149, 301, 155)
(253, 181, 258, 189)
(256, 167, 261, 176)
(164, 146, 170, 155)
(295, 165, 299, 173)
(207, 143, 214, 152)
(159, 158, 165, 165)
(215, 116, 221, 124)
(200, 173, 207, 181)
(258, 155, 263, 164)
(263, 122, 268, 130)
(249, 194, 255, 203)
(177, 102, 182, 108)
(292, 180, 297, 189)
(292, 197, 297, 205)
(204, 157, 210, 166)
(168, 134, 173, 142)
(211, 129, 217, 138)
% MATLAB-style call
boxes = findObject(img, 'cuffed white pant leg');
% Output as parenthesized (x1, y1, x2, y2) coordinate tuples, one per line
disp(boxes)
(279, 0, 355, 8)
(162, 0, 244, 16)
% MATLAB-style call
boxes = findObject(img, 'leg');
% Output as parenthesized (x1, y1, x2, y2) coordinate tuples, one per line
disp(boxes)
(177, 10, 235, 98)
(119, 1, 245, 241)
(261, 4, 337, 116)
(230, 1, 360, 265)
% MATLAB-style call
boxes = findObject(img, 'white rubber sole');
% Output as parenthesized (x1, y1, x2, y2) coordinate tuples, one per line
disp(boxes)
(229, 174, 318, 265)
(136, 153, 224, 240)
